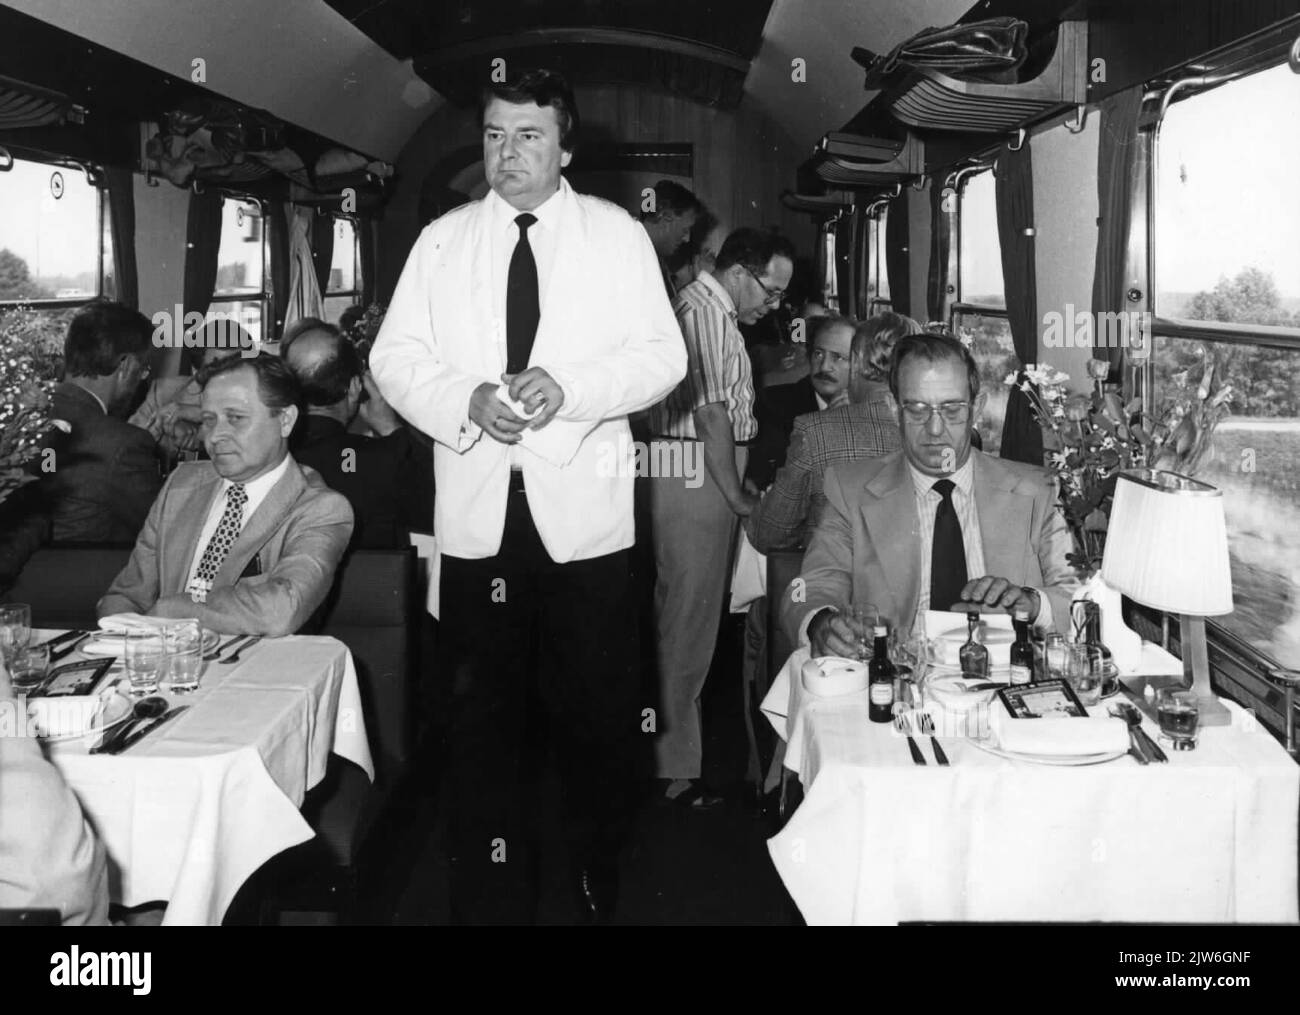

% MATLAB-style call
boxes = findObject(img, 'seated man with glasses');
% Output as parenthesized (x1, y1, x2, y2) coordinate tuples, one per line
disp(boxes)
(780, 330, 1077, 656)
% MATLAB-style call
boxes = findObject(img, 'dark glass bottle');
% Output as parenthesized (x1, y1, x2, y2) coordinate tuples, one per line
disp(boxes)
(1074, 600, 1114, 665)
(868, 625, 895, 723)
(1010, 608, 1034, 684)
(959, 611, 989, 680)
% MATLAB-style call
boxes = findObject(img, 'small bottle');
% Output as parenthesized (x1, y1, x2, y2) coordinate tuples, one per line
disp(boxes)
(959, 611, 989, 680)
(868, 625, 895, 723)
(1009, 608, 1034, 685)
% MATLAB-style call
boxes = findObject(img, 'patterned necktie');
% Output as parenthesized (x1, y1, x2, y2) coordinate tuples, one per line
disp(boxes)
(506, 212, 539, 374)
(929, 479, 968, 613)
(188, 483, 247, 603)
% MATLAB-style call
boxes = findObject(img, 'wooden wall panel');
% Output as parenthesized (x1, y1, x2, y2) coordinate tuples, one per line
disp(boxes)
(377, 83, 814, 300)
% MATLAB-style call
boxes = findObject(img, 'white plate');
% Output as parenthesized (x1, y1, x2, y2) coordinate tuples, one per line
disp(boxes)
(37, 690, 134, 742)
(80, 629, 220, 657)
(969, 739, 1128, 766)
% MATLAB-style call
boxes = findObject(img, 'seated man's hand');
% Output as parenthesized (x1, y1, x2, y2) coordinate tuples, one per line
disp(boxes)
(169, 418, 202, 452)
(469, 381, 528, 445)
(503, 368, 565, 430)
(359, 372, 401, 437)
(959, 577, 1039, 618)
(808, 608, 860, 659)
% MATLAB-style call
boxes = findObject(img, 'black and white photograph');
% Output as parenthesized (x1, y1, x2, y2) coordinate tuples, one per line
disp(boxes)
(0, 0, 1296, 962)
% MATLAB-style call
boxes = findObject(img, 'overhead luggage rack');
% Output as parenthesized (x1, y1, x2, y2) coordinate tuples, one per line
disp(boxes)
(885, 20, 1088, 133)
(811, 130, 923, 187)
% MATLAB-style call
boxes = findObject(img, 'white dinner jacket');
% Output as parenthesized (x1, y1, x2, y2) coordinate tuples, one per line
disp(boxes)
(371, 178, 686, 562)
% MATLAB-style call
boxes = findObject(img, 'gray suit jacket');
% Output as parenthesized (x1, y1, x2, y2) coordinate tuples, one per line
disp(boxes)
(780, 449, 1078, 645)
(98, 457, 354, 636)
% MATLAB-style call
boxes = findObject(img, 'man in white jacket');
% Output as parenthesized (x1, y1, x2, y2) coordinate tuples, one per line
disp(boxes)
(371, 69, 685, 925)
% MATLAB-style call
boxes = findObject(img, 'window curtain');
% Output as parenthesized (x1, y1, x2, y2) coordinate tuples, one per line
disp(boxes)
(284, 205, 323, 332)
(269, 201, 290, 340)
(182, 188, 222, 323)
(926, 181, 953, 323)
(359, 218, 377, 307)
(310, 212, 335, 297)
(884, 190, 911, 318)
(1092, 87, 1144, 374)
(104, 166, 138, 310)
(834, 213, 855, 316)
(993, 143, 1043, 466)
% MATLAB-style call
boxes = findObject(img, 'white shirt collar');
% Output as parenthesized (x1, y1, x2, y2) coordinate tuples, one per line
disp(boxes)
(907, 452, 975, 499)
(698, 270, 738, 318)
(814, 391, 829, 411)
(223, 452, 291, 503)
(487, 175, 568, 236)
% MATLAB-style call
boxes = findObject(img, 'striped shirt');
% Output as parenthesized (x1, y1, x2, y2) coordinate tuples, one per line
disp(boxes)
(909, 456, 986, 616)
(647, 272, 757, 441)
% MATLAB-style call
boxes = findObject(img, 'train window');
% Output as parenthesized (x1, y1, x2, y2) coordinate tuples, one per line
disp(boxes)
(1151, 61, 1300, 667)
(210, 196, 268, 343)
(865, 207, 890, 314)
(953, 168, 1017, 455)
(0, 155, 108, 309)
(322, 216, 362, 324)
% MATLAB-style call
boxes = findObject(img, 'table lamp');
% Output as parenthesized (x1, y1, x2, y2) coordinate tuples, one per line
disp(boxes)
(1101, 468, 1233, 726)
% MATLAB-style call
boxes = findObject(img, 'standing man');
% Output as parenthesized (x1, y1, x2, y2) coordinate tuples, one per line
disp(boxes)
(638, 179, 702, 298)
(647, 228, 794, 806)
(370, 69, 685, 924)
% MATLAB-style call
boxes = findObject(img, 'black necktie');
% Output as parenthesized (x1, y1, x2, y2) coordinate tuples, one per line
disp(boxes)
(506, 212, 539, 374)
(930, 479, 967, 612)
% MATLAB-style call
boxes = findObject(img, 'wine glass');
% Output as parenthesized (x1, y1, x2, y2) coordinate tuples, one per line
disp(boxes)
(123, 630, 164, 697)
(0, 603, 32, 662)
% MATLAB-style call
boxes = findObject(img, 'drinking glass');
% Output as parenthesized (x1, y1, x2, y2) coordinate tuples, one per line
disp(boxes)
(1066, 643, 1104, 706)
(1156, 688, 1200, 750)
(0, 603, 32, 661)
(123, 630, 164, 697)
(9, 643, 49, 694)
(1043, 633, 1068, 681)
(847, 601, 878, 661)
(162, 621, 205, 693)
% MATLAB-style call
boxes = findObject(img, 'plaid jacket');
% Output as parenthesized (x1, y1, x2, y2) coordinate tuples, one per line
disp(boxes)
(745, 397, 901, 553)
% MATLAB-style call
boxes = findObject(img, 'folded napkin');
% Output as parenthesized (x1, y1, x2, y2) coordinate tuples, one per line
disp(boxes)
(729, 529, 767, 613)
(801, 656, 869, 697)
(989, 706, 1129, 756)
(494, 385, 598, 468)
(98, 613, 173, 634)
(27, 688, 116, 739)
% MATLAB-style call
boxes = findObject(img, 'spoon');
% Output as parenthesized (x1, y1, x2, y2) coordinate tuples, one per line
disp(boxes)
(90, 694, 168, 754)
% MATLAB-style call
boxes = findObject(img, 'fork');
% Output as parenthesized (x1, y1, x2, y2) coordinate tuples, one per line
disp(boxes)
(916, 712, 951, 766)
(893, 712, 927, 765)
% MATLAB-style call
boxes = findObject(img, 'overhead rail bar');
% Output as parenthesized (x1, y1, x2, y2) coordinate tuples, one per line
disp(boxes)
(884, 21, 1087, 134)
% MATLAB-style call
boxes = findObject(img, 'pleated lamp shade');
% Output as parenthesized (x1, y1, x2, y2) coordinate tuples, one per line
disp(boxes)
(1101, 469, 1234, 616)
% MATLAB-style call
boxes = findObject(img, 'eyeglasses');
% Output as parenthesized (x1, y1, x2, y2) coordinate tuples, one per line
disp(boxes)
(900, 400, 971, 424)
(743, 265, 785, 306)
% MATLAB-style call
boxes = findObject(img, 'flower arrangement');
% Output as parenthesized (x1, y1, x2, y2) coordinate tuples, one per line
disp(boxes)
(1008, 354, 1233, 573)
(340, 302, 386, 365)
(0, 305, 66, 507)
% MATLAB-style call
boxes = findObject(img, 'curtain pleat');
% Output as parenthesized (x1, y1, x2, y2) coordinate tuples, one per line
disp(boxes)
(834, 214, 854, 317)
(284, 206, 324, 331)
(182, 188, 222, 322)
(885, 190, 911, 318)
(269, 201, 291, 340)
(104, 166, 138, 310)
(1092, 87, 1144, 373)
(310, 212, 335, 297)
(994, 143, 1043, 466)
(927, 181, 952, 323)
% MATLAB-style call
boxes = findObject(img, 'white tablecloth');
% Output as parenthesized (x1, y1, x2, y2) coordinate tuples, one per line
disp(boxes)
(761, 646, 1300, 925)
(47, 635, 373, 925)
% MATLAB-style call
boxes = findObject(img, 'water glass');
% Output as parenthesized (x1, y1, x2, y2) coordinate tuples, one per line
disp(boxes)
(847, 601, 878, 661)
(0, 602, 32, 661)
(123, 630, 164, 697)
(1156, 689, 1200, 750)
(9, 643, 49, 694)
(1066, 643, 1104, 706)
(163, 621, 205, 693)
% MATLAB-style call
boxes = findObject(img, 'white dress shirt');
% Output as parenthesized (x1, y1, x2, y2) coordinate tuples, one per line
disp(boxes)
(186, 454, 291, 588)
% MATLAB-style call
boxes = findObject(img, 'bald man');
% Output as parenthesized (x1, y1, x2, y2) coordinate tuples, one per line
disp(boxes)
(283, 322, 433, 548)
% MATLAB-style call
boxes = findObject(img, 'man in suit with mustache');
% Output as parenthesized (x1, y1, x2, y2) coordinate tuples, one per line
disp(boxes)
(781, 331, 1076, 655)
(98, 353, 353, 637)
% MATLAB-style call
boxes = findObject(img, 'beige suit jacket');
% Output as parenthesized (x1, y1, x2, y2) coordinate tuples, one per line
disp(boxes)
(98, 457, 353, 636)
(780, 449, 1078, 645)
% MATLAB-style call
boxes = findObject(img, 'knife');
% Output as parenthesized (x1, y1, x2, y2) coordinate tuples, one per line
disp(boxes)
(112, 706, 190, 754)
(1133, 725, 1168, 763)
(38, 629, 86, 650)
(49, 631, 91, 662)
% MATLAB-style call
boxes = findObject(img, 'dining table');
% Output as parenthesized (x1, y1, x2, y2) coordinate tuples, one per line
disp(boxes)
(761, 644, 1300, 926)
(35, 630, 373, 926)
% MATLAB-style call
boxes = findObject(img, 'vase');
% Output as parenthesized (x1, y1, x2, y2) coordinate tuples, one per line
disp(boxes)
(1071, 571, 1144, 672)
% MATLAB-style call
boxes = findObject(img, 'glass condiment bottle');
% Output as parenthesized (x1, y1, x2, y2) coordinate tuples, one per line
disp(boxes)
(868, 625, 895, 723)
(959, 611, 989, 680)
(1009, 608, 1034, 685)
